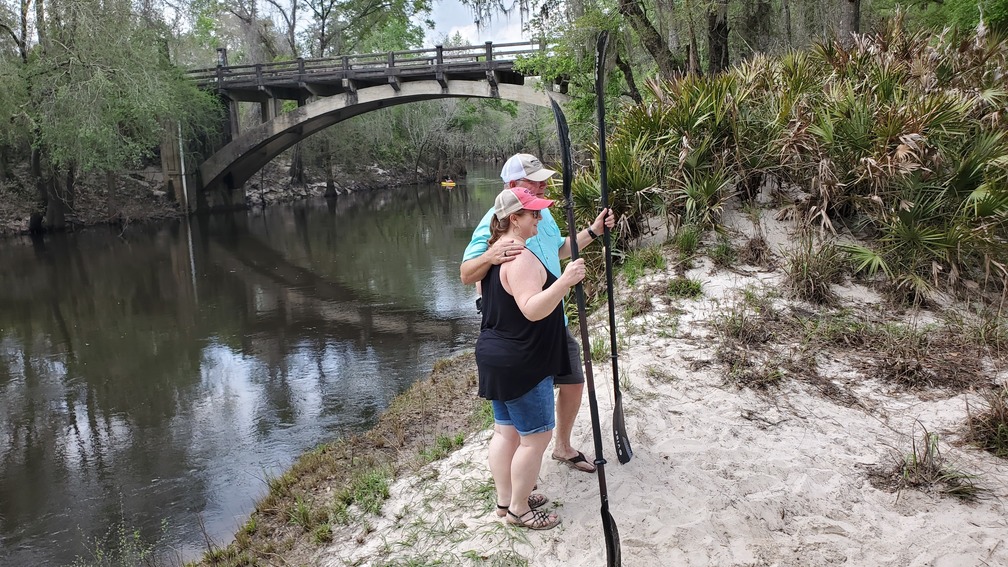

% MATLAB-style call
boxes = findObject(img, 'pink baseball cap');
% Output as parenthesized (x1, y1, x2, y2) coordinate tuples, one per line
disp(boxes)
(494, 187, 555, 220)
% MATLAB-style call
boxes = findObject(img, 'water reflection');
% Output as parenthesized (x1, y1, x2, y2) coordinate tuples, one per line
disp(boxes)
(0, 169, 499, 565)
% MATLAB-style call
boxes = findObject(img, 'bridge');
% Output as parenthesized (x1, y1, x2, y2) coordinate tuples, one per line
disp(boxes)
(165, 41, 563, 210)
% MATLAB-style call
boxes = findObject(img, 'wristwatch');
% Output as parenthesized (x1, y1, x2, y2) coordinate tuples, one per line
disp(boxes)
(587, 227, 599, 239)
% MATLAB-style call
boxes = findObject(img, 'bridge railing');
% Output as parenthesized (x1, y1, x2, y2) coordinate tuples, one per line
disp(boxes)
(186, 41, 548, 90)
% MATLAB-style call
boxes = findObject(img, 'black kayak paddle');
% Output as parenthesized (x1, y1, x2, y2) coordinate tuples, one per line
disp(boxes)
(595, 30, 633, 464)
(549, 95, 621, 567)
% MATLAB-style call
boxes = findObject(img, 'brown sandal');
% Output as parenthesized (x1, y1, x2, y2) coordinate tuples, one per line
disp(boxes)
(506, 508, 561, 530)
(495, 493, 549, 517)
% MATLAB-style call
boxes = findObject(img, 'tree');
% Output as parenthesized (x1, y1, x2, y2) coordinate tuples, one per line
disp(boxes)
(1, 0, 219, 229)
(708, 0, 729, 74)
(618, 0, 684, 79)
(842, 0, 861, 38)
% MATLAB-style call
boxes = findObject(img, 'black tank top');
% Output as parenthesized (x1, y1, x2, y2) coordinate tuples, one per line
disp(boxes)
(475, 252, 571, 401)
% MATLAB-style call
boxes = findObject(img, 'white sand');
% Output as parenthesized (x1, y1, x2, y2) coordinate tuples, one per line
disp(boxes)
(318, 213, 1008, 567)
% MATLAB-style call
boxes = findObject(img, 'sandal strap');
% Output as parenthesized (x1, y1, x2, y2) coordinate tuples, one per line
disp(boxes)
(507, 508, 554, 528)
(498, 494, 548, 511)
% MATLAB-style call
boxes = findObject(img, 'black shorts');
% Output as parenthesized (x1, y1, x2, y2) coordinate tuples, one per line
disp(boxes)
(554, 330, 585, 385)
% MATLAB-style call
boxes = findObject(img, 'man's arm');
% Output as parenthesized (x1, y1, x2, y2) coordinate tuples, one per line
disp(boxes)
(558, 207, 615, 260)
(460, 209, 524, 285)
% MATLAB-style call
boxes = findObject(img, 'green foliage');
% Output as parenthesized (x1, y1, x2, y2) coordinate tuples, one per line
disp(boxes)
(611, 17, 1008, 299)
(883, 0, 1008, 33)
(22, 5, 219, 173)
(674, 224, 701, 259)
(710, 236, 737, 267)
(590, 335, 608, 363)
(887, 421, 983, 500)
(620, 244, 666, 285)
(340, 467, 392, 515)
(666, 277, 703, 299)
(287, 495, 315, 530)
(71, 519, 167, 567)
(356, 18, 427, 52)
(418, 433, 465, 463)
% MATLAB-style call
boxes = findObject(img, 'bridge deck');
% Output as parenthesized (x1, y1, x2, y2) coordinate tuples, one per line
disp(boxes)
(187, 41, 545, 103)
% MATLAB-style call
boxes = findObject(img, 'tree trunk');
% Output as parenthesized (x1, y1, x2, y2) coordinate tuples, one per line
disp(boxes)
(45, 178, 66, 230)
(742, 0, 773, 53)
(618, 0, 683, 79)
(106, 171, 119, 223)
(324, 142, 336, 197)
(842, 0, 860, 40)
(782, 0, 793, 47)
(685, 0, 701, 75)
(615, 53, 643, 103)
(707, 0, 729, 75)
(45, 165, 75, 230)
(289, 143, 305, 184)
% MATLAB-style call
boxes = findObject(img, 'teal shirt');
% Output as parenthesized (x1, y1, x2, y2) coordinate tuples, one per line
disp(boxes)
(462, 208, 564, 277)
(462, 207, 568, 322)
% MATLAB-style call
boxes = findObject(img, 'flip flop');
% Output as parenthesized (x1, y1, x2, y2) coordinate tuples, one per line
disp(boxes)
(552, 451, 597, 473)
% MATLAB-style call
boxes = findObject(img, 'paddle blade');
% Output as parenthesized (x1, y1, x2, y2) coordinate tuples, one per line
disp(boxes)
(613, 389, 633, 464)
(603, 507, 621, 566)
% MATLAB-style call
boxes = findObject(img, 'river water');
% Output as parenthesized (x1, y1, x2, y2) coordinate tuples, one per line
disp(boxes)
(0, 165, 501, 566)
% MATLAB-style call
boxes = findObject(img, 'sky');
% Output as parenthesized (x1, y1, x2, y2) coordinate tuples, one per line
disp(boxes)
(423, 0, 528, 47)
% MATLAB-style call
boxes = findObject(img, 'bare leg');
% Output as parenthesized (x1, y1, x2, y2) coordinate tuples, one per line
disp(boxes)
(552, 382, 583, 459)
(488, 424, 519, 509)
(508, 429, 553, 515)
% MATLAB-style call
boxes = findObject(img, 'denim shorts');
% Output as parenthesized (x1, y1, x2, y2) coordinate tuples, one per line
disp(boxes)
(492, 377, 556, 436)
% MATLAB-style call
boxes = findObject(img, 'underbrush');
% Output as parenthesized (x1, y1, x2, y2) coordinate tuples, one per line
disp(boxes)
(965, 385, 1008, 459)
(709, 288, 994, 394)
(871, 422, 983, 501)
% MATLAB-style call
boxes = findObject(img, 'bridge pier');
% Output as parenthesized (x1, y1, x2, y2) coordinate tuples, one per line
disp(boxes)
(160, 123, 201, 213)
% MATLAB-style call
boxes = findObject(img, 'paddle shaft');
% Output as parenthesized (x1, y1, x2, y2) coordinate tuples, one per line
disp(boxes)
(550, 96, 621, 567)
(595, 30, 633, 464)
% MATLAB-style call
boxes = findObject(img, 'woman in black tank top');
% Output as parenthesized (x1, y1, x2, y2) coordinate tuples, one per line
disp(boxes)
(475, 187, 585, 530)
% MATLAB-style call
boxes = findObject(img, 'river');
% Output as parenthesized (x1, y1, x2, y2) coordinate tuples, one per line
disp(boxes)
(0, 164, 502, 566)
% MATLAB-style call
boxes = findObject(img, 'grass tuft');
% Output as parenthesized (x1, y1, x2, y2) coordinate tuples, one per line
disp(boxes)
(340, 467, 392, 516)
(783, 237, 846, 304)
(740, 235, 771, 266)
(675, 224, 701, 261)
(71, 519, 168, 567)
(590, 335, 608, 363)
(621, 244, 667, 285)
(418, 433, 465, 464)
(623, 288, 654, 319)
(965, 385, 1008, 459)
(876, 422, 984, 501)
(710, 235, 738, 267)
(287, 495, 315, 531)
(666, 277, 703, 299)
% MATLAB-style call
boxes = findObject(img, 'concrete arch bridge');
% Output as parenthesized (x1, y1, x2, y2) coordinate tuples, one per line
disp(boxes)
(166, 41, 565, 210)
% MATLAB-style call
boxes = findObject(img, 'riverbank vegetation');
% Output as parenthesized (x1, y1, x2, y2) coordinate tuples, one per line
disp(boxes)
(555, 11, 1008, 307)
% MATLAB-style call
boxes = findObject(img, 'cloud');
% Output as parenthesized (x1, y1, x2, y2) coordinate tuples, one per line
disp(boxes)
(424, 0, 527, 47)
